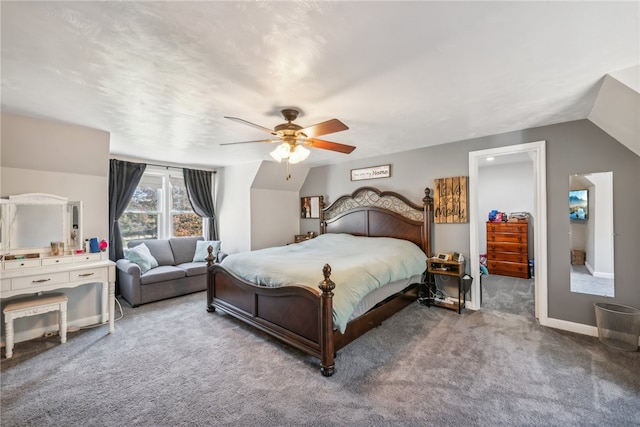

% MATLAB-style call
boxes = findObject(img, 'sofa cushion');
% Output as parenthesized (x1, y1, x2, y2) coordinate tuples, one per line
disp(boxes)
(192, 240, 221, 262)
(123, 243, 158, 274)
(169, 236, 204, 265)
(129, 239, 175, 266)
(178, 262, 207, 277)
(140, 265, 186, 285)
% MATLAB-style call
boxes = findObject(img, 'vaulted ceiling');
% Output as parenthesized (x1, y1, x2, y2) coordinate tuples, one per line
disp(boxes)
(2, 1, 638, 168)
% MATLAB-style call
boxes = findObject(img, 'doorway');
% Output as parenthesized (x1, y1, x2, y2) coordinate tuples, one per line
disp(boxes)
(468, 141, 548, 325)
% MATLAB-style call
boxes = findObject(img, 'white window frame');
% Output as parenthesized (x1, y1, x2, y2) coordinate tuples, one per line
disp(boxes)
(123, 166, 202, 241)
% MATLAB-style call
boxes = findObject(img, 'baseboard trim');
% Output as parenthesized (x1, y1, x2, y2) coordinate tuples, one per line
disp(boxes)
(541, 316, 599, 337)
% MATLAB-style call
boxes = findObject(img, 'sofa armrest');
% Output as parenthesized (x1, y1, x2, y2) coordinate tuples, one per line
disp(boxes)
(116, 259, 143, 307)
(116, 259, 141, 276)
(217, 251, 228, 263)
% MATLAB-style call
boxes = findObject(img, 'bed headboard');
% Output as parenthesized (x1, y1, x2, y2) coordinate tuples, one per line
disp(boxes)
(320, 186, 432, 256)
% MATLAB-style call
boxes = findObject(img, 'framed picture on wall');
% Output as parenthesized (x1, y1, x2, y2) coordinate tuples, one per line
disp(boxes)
(301, 196, 320, 219)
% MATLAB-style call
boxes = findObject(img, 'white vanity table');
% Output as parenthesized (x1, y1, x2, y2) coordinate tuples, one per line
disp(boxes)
(1, 253, 115, 333)
(1, 193, 115, 336)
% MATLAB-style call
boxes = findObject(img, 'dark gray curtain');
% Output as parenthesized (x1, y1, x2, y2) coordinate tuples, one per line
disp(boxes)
(109, 159, 146, 262)
(183, 168, 218, 240)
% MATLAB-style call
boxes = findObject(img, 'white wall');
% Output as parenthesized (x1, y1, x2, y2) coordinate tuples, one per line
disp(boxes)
(250, 188, 299, 249)
(217, 160, 309, 254)
(1, 113, 110, 344)
(216, 163, 260, 254)
(477, 161, 534, 253)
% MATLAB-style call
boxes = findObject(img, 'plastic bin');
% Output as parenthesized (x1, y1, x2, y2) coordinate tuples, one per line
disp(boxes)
(594, 303, 640, 352)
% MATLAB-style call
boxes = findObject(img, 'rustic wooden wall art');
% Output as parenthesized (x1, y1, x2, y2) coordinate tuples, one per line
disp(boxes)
(433, 176, 468, 223)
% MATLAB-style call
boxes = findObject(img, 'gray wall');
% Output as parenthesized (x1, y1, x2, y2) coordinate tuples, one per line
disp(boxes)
(301, 119, 640, 327)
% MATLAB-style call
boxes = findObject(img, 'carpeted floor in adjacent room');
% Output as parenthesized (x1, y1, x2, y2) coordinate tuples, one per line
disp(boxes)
(1, 274, 638, 426)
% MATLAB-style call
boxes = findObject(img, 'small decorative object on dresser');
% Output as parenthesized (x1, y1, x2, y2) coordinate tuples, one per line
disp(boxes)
(486, 216, 531, 279)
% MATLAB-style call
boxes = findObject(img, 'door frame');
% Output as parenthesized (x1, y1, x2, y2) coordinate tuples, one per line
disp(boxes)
(468, 140, 548, 323)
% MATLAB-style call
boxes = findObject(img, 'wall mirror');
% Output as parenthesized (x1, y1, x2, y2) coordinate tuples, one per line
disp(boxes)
(0, 193, 83, 254)
(569, 172, 614, 297)
(301, 196, 321, 219)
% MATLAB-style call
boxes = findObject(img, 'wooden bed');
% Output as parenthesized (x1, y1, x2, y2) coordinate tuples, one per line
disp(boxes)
(205, 186, 433, 376)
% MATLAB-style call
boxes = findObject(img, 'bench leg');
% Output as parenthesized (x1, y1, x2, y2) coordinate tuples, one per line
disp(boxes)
(59, 303, 67, 344)
(5, 316, 14, 359)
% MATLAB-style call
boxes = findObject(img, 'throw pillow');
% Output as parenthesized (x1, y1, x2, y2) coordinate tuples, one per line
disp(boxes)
(124, 243, 159, 274)
(192, 240, 221, 262)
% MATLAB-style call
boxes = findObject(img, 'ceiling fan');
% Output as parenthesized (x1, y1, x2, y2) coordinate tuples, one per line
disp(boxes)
(222, 108, 355, 179)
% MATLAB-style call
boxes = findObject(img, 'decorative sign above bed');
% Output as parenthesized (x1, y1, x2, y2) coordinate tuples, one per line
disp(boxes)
(350, 164, 390, 181)
(433, 176, 468, 223)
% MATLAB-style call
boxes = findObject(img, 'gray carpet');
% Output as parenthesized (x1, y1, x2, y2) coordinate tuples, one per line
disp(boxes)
(1, 276, 639, 426)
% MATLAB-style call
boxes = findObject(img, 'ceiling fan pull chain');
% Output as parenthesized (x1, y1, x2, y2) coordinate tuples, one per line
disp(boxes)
(286, 160, 292, 180)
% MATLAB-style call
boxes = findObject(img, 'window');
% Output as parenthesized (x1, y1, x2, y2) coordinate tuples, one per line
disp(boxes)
(119, 167, 202, 246)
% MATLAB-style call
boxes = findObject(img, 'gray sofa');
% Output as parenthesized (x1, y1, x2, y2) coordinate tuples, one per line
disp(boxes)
(116, 236, 225, 307)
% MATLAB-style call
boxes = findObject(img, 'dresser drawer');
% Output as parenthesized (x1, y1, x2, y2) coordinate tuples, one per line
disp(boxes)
(1, 279, 10, 292)
(487, 232, 527, 244)
(12, 271, 69, 290)
(487, 261, 529, 279)
(486, 222, 528, 233)
(487, 242, 527, 254)
(70, 267, 106, 282)
(487, 251, 528, 263)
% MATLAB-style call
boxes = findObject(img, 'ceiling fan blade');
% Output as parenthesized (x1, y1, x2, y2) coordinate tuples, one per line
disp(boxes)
(224, 116, 276, 135)
(220, 139, 275, 146)
(306, 138, 356, 154)
(300, 119, 349, 138)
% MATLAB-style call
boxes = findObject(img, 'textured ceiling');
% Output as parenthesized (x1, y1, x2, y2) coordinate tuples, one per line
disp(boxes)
(1, 1, 638, 169)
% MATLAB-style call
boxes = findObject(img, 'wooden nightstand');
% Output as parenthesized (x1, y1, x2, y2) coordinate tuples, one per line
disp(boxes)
(426, 258, 467, 313)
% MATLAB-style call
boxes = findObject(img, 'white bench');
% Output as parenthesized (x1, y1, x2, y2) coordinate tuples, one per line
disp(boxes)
(3, 293, 68, 358)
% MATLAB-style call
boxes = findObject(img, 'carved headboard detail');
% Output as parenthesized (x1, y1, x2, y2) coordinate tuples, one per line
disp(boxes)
(320, 186, 432, 256)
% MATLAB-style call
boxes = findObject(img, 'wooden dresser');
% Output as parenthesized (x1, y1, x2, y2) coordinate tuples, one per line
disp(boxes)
(486, 221, 530, 279)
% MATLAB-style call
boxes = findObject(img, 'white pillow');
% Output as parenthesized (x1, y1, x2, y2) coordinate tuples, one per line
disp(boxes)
(192, 240, 221, 262)
(124, 243, 159, 274)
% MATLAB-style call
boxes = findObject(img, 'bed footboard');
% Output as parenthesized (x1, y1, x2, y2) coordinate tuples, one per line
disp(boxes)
(206, 262, 336, 376)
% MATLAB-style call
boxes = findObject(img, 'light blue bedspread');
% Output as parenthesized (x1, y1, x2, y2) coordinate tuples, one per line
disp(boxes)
(220, 233, 427, 333)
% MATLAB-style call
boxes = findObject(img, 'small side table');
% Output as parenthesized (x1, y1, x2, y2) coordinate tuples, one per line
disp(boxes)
(426, 258, 466, 313)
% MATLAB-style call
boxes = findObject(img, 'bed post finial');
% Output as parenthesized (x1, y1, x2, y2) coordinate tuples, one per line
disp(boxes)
(319, 264, 335, 293)
(206, 245, 215, 267)
(318, 263, 335, 376)
(423, 187, 432, 206)
(423, 187, 433, 258)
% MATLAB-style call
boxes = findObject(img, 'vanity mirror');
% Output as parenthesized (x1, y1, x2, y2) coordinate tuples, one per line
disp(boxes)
(569, 172, 614, 297)
(0, 193, 83, 254)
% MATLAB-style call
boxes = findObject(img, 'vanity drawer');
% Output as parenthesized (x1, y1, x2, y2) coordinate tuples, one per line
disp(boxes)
(4, 259, 41, 270)
(1, 279, 10, 292)
(42, 257, 74, 266)
(74, 253, 102, 263)
(70, 267, 105, 282)
(12, 271, 69, 290)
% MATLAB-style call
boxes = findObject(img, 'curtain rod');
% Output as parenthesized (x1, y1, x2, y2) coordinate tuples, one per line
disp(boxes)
(112, 158, 216, 173)
(145, 162, 216, 173)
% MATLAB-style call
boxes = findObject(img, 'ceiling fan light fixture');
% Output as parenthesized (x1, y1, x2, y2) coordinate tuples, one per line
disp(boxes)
(270, 142, 291, 162)
(288, 144, 310, 164)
